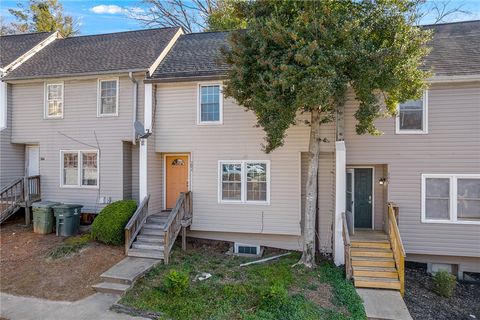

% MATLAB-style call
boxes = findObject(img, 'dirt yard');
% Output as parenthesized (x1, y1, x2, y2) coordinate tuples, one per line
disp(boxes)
(0, 219, 124, 301)
(404, 262, 480, 320)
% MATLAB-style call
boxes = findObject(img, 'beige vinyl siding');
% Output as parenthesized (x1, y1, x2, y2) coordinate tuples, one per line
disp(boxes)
(10, 75, 142, 212)
(0, 84, 25, 187)
(122, 141, 132, 199)
(344, 82, 480, 258)
(155, 81, 310, 238)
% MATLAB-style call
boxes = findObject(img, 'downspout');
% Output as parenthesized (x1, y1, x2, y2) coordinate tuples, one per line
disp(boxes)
(129, 72, 138, 145)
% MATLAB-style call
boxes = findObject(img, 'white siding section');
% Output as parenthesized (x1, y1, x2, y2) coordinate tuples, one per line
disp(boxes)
(155, 82, 310, 239)
(344, 82, 480, 258)
(10, 75, 142, 212)
(0, 84, 24, 187)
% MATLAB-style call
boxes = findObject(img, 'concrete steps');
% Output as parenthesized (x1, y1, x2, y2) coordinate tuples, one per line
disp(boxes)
(92, 282, 130, 294)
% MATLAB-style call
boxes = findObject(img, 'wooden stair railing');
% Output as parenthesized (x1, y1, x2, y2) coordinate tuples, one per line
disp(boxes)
(27, 175, 41, 203)
(163, 191, 192, 264)
(341, 212, 352, 280)
(387, 203, 406, 296)
(125, 194, 150, 255)
(0, 178, 24, 223)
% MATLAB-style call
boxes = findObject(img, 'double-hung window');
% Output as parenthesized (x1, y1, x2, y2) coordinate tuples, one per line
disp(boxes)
(61, 150, 99, 188)
(219, 160, 270, 204)
(198, 84, 222, 124)
(98, 79, 118, 116)
(396, 90, 428, 134)
(45, 83, 64, 118)
(422, 174, 480, 224)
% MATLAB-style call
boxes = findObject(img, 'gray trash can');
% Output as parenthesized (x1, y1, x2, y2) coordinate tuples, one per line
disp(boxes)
(32, 201, 61, 234)
(53, 204, 83, 236)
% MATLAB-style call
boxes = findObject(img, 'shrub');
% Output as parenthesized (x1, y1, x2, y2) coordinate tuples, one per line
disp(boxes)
(91, 200, 137, 245)
(163, 270, 189, 296)
(433, 270, 456, 298)
(259, 283, 288, 308)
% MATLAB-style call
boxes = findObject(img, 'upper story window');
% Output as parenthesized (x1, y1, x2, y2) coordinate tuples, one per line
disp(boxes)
(422, 174, 480, 224)
(198, 84, 222, 125)
(219, 160, 270, 204)
(98, 78, 118, 116)
(45, 83, 64, 118)
(61, 150, 99, 188)
(396, 90, 428, 134)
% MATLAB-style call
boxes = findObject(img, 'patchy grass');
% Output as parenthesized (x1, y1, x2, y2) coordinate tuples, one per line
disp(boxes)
(120, 242, 366, 320)
(47, 233, 92, 259)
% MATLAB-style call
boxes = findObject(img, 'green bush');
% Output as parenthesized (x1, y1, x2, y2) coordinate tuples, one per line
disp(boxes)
(91, 200, 137, 245)
(259, 283, 288, 308)
(433, 271, 456, 298)
(163, 270, 189, 296)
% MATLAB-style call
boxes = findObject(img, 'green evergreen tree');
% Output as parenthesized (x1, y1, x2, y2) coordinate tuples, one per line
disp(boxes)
(224, 0, 432, 267)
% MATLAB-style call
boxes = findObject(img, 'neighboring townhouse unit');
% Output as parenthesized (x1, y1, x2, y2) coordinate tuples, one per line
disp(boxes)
(1, 31, 59, 187)
(1, 27, 182, 222)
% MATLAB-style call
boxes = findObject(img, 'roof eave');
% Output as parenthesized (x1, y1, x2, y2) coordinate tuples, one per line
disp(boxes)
(145, 73, 228, 83)
(3, 68, 148, 82)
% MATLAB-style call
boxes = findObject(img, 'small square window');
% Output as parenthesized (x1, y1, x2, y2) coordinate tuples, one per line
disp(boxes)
(98, 79, 118, 116)
(198, 84, 222, 124)
(396, 91, 428, 134)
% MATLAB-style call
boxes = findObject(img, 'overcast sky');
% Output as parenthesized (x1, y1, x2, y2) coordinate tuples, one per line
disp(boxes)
(2, 0, 480, 35)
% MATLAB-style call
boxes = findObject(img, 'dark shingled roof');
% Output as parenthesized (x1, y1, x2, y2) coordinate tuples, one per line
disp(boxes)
(4, 27, 180, 80)
(150, 20, 480, 81)
(0, 32, 54, 69)
(424, 20, 480, 76)
(149, 31, 230, 80)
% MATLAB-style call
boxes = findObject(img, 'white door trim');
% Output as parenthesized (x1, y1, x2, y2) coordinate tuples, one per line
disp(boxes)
(25, 145, 40, 177)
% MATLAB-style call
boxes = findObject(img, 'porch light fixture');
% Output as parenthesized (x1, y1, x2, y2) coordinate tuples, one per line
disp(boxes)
(379, 177, 387, 185)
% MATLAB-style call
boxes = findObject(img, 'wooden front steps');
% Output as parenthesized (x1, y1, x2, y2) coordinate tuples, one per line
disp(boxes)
(350, 231, 401, 291)
(127, 212, 169, 259)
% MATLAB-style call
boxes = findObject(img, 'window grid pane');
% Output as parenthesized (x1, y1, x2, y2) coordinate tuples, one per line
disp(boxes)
(100, 80, 117, 115)
(47, 84, 63, 117)
(457, 179, 480, 221)
(425, 178, 450, 220)
(247, 163, 267, 201)
(63, 152, 78, 185)
(200, 85, 220, 122)
(82, 152, 98, 186)
(222, 163, 241, 200)
(399, 99, 423, 130)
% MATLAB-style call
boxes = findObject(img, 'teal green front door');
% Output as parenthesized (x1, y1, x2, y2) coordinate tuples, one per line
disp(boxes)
(354, 168, 373, 228)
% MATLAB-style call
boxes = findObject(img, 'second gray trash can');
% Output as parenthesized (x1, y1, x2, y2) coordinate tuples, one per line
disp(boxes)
(53, 204, 83, 236)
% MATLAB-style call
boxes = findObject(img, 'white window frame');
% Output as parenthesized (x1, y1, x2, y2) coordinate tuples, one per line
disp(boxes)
(396, 90, 428, 134)
(218, 160, 270, 205)
(44, 82, 64, 119)
(60, 150, 99, 189)
(0, 81, 7, 130)
(97, 78, 119, 117)
(197, 82, 223, 125)
(421, 174, 480, 225)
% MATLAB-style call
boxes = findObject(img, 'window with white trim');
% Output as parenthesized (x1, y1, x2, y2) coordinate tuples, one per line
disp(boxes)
(45, 83, 63, 118)
(98, 79, 118, 116)
(219, 160, 270, 204)
(422, 174, 480, 224)
(61, 150, 98, 187)
(198, 84, 222, 124)
(396, 90, 428, 134)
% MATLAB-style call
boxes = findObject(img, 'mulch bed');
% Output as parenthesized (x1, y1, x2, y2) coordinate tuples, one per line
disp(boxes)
(0, 219, 124, 301)
(404, 262, 480, 320)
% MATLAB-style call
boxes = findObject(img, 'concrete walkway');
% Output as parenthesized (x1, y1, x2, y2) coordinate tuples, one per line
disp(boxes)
(357, 289, 413, 320)
(0, 292, 150, 320)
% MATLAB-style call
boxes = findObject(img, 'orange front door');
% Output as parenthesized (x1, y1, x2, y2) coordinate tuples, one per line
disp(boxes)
(165, 155, 189, 209)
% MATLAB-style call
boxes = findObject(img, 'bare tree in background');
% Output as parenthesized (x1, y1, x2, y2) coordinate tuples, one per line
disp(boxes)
(417, 0, 472, 24)
(134, 0, 218, 33)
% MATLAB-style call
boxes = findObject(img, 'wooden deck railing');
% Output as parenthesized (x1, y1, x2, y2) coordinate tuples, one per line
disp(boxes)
(0, 178, 24, 222)
(125, 194, 150, 254)
(27, 175, 41, 203)
(387, 203, 406, 296)
(341, 212, 352, 279)
(163, 191, 192, 264)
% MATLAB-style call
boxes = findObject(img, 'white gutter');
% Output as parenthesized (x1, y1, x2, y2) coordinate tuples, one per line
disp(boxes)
(428, 74, 480, 83)
(129, 72, 138, 145)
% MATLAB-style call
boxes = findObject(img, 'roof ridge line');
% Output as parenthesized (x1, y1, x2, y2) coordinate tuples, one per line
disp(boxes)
(63, 26, 181, 40)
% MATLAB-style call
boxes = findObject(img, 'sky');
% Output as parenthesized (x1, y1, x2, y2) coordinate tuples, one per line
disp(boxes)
(1, 0, 480, 36)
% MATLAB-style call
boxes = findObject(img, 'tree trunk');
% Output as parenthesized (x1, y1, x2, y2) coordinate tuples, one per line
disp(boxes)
(299, 108, 322, 268)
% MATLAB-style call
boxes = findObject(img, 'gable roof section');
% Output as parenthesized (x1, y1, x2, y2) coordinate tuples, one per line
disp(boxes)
(0, 32, 55, 70)
(148, 31, 230, 81)
(424, 20, 480, 77)
(4, 27, 181, 80)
